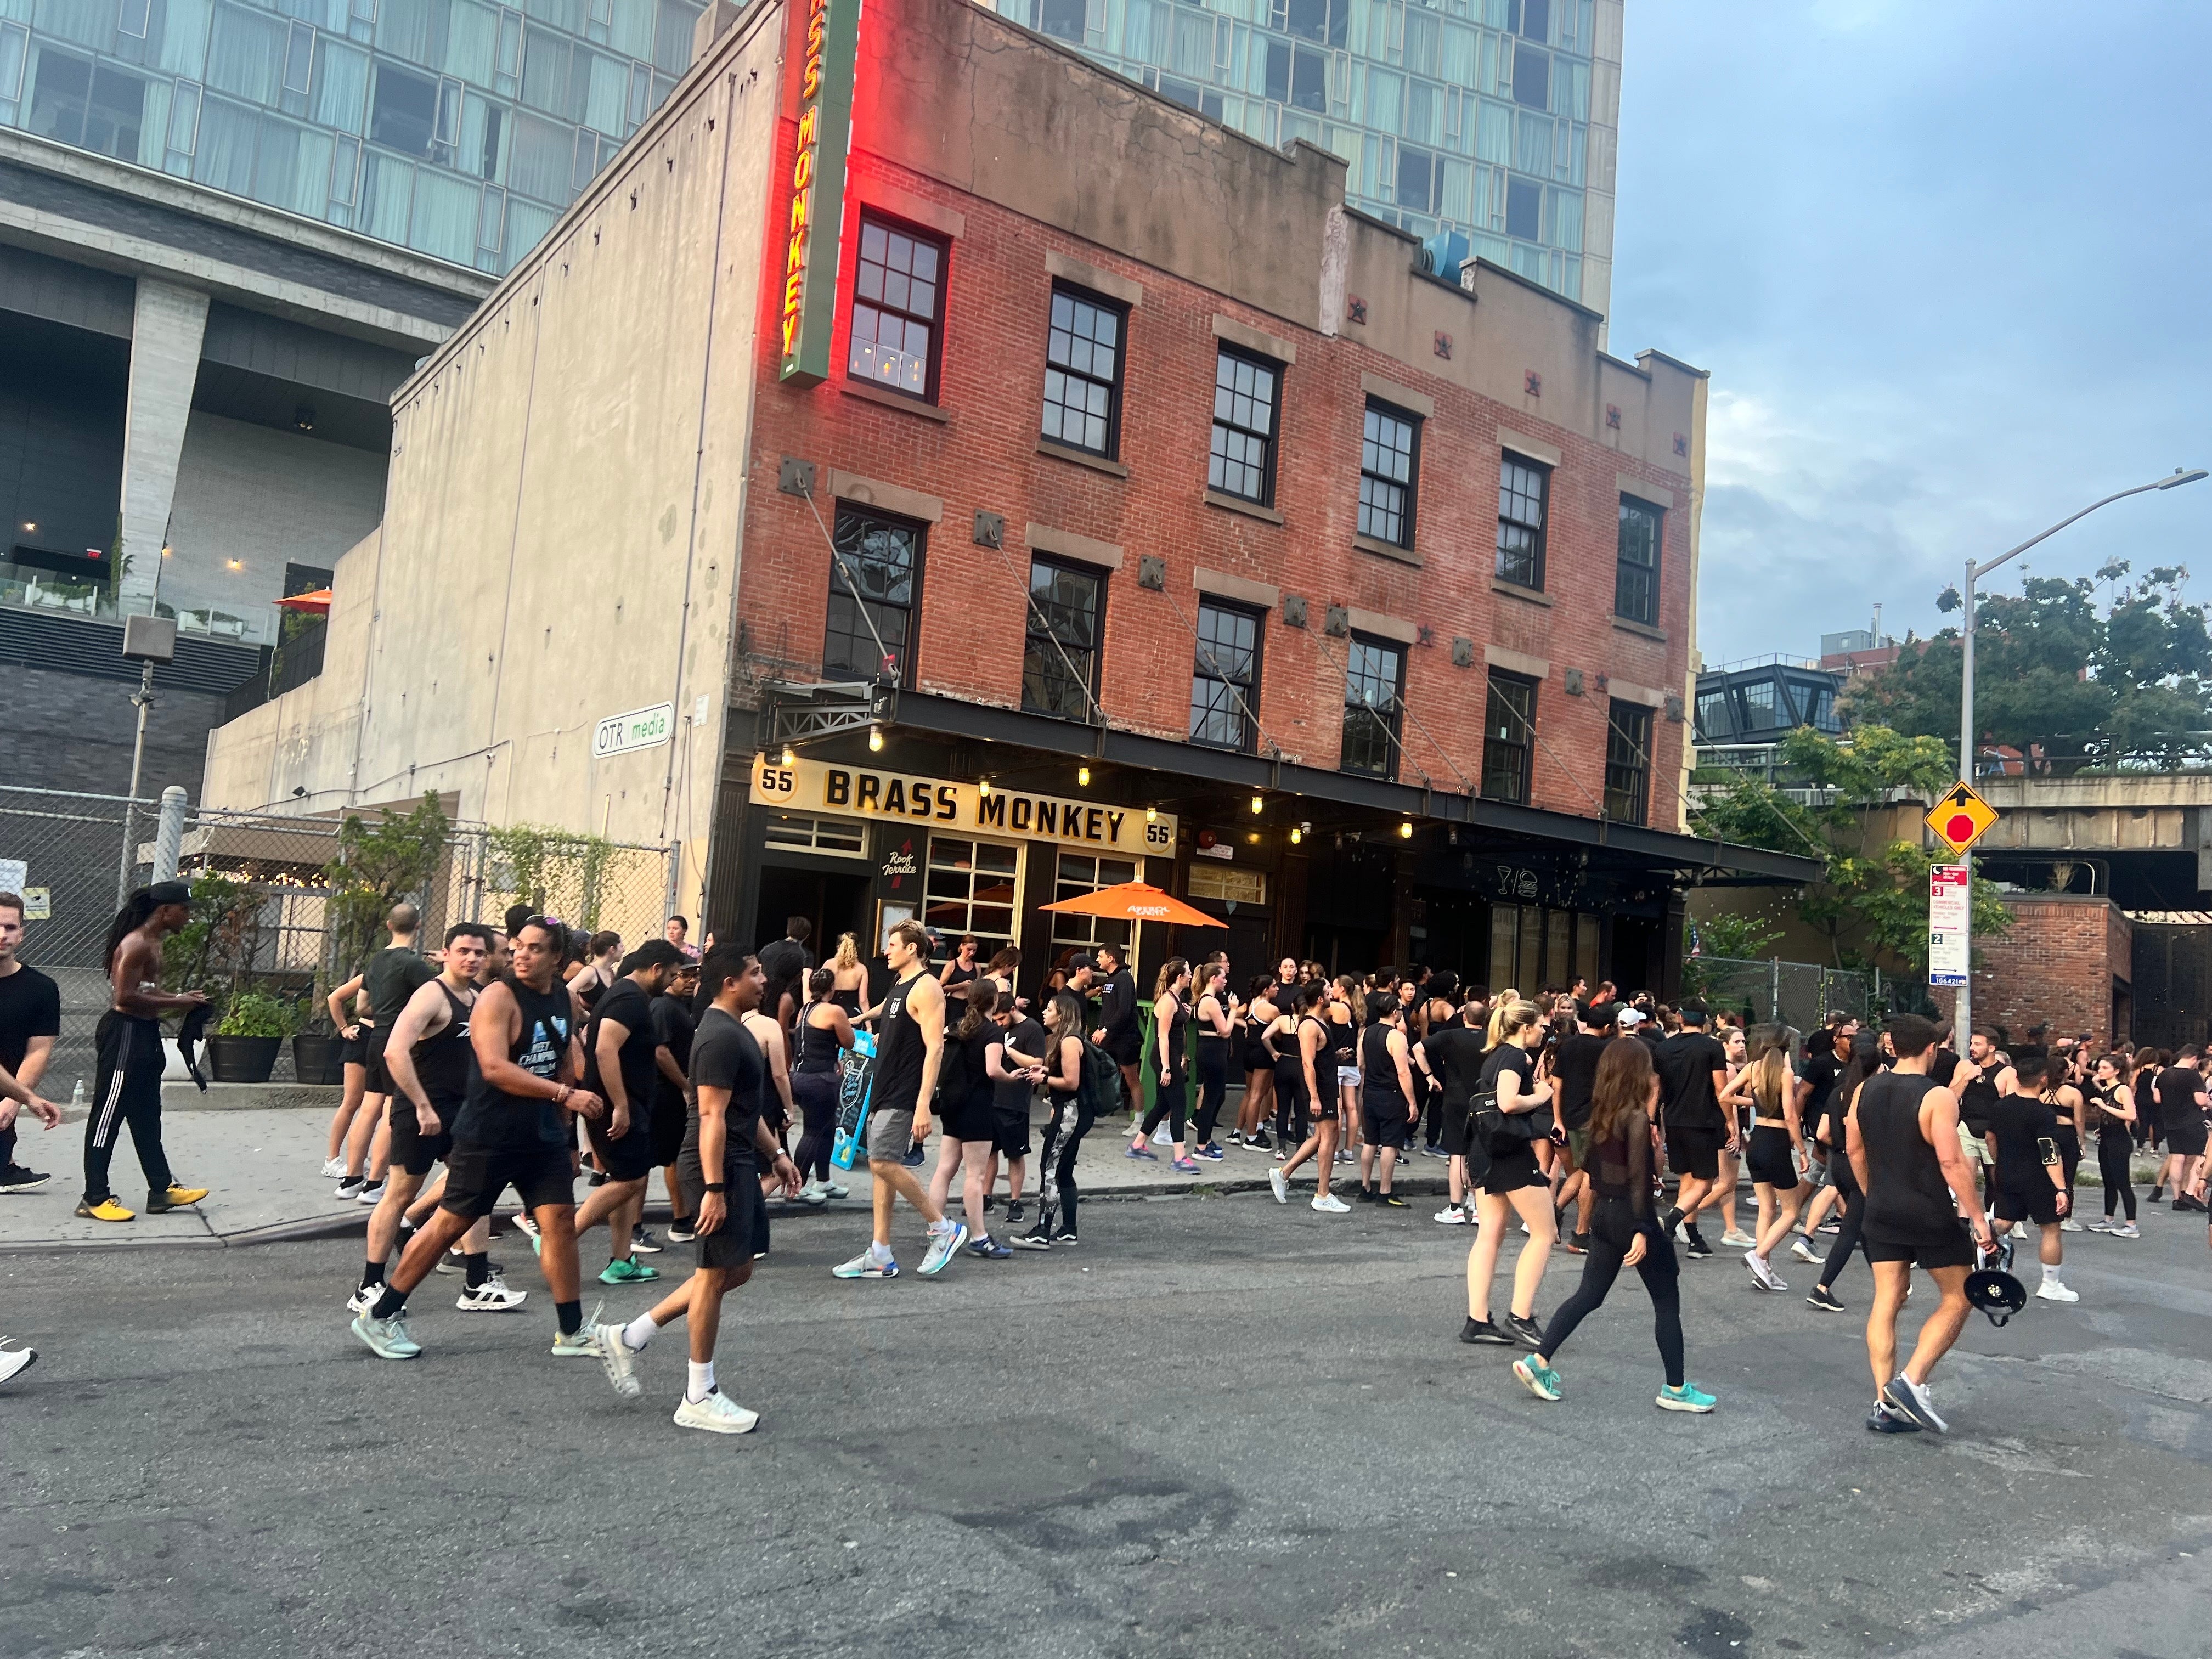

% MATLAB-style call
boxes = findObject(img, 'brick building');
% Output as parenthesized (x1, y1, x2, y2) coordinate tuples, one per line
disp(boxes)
(1951, 894, 2136, 1053)
(200, 0, 1813, 996)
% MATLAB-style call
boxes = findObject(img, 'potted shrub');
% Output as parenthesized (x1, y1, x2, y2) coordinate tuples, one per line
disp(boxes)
(292, 996, 346, 1085)
(207, 991, 294, 1084)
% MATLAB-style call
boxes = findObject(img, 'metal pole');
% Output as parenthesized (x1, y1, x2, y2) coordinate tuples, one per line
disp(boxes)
(1954, 557, 1976, 1038)
(116, 659, 154, 906)
(152, 785, 187, 882)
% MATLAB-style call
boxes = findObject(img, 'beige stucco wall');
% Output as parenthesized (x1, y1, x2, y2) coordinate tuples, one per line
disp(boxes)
(201, 0, 786, 916)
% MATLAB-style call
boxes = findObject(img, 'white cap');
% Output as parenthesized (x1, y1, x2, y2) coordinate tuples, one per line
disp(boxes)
(1615, 1008, 1648, 1029)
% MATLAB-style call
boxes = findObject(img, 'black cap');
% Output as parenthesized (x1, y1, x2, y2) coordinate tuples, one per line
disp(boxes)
(146, 880, 193, 907)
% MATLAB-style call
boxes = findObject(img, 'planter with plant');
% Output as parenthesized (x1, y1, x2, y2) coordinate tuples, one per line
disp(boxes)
(207, 991, 297, 1083)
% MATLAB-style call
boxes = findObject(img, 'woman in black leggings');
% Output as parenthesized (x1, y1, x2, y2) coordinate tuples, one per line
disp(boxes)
(2087, 1053, 2140, 1235)
(1805, 1034, 1884, 1313)
(789, 969, 854, 1204)
(1512, 1034, 1714, 1412)
(1190, 963, 1234, 1159)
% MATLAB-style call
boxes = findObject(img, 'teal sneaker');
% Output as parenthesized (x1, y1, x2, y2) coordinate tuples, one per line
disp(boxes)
(598, 1255, 660, 1285)
(918, 1222, 968, 1276)
(1656, 1381, 1717, 1414)
(1512, 1355, 1562, 1402)
(351, 1312, 421, 1360)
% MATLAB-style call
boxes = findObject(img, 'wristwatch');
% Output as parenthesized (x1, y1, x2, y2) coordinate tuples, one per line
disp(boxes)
(702, 1182, 727, 1194)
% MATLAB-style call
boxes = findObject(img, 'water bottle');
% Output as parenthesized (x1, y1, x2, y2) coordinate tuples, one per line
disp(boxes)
(70, 1080, 84, 1111)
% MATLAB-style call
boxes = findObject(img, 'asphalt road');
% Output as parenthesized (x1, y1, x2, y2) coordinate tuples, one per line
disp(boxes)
(4, 1190, 2210, 1659)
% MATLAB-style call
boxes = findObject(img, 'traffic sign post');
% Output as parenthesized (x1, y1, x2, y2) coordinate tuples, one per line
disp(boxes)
(1928, 864, 1971, 989)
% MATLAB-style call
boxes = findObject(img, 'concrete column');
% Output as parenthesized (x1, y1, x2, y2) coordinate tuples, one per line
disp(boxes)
(117, 279, 211, 614)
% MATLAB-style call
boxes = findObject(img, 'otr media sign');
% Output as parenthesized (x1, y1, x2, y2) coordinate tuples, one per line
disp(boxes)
(778, 0, 862, 386)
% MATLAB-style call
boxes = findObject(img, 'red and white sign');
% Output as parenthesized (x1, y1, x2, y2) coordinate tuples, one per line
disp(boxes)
(1928, 863, 1970, 988)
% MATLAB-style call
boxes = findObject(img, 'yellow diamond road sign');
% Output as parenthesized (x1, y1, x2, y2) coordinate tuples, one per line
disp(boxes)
(1926, 781, 1999, 856)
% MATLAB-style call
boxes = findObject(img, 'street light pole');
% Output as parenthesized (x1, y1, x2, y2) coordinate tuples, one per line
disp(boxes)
(1950, 467, 2207, 1035)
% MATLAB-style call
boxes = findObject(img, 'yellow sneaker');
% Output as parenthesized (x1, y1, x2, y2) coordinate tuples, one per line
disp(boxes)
(147, 1185, 209, 1213)
(75, 1197, 136, 1222)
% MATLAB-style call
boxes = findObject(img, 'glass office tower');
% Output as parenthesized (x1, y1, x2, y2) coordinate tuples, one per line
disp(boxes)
(0, 0, 704, 274)
(983, 0, 1617, 317)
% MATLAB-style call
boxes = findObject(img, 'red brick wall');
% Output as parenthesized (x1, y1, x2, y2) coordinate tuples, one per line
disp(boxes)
(736, 145, 1694, 829)
(1948, 895, 2134, 1050)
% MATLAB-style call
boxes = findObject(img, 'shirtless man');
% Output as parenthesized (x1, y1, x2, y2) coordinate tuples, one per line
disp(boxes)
(78, 882, 210, 1222)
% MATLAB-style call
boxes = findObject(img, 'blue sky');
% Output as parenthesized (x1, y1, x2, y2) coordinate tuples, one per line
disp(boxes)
(1610, 2, 2212, 668)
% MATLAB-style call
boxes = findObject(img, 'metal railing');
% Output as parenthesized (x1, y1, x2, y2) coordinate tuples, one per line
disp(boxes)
(1680, 955, 1871, 1033)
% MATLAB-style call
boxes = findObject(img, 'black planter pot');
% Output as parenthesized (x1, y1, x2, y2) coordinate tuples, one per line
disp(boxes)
(206, 1034, 281, 1084)
(291, 1034, 346, 1085)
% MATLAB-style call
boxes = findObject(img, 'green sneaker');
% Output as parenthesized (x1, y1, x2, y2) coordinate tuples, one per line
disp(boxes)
(1656, 1381, 1717, 1414)
(598, 1255, 660, 1285)
(1512, 1355, 1562, 1402)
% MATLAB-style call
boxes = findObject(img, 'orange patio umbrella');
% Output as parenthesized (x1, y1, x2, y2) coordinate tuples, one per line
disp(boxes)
(274, 588, 335, 612)
(1040, 881, 1224, 928)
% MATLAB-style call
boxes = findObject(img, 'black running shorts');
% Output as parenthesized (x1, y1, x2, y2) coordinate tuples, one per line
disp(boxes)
(439, 1139, 574, 1220)
(341, 1027, 371, 1068)
(992, 1103, 1031, 1158)
(386, 1094, 459, 1177)
(2168, 1115, 2209, 1158)
(1745, 1125, 1799, 1191)
(585, 1110, 657, 1183)
(676, 1154, 769, 1270)
(1993, 1182, 2062, 1228)
(1865, 1226, 1977, 1271)
(363, 1024, 394, 1095)
(1439, 1099, 1474, 1159)
(1665, 1124, 1725, 1181)
(1361, 1099, 1412, 1150)
(1480, 1141, 1545, 1194)
(649, 1095, 688, 1168)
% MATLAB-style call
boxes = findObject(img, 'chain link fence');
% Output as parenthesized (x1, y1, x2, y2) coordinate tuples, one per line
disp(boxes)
(0, 785, 674, 1093)
(1682, 955, 1872, 1037)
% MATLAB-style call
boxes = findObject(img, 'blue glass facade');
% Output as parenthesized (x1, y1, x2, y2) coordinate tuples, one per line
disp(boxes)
(983, 0, 1614, 312)
(0, 0, 702, 273)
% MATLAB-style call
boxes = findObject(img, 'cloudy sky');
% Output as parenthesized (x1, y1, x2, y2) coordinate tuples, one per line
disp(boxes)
(1610, 1, 2212, 668)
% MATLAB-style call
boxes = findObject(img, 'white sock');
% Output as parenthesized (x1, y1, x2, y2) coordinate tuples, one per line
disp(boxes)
(622, 1314, 656, 1351)
(2043, 1264, 2062, 1285)
(686, 1359, 714, 1402)
(867, 1239, 895, 1263)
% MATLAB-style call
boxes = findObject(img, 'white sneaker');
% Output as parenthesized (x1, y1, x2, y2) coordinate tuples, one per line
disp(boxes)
(1311, 1193, 1350, 1214)
(2112, 1222, 2140, 1238)
(512, 1212, 540, 1239)
(674, 1390, 760, 1435)
(820, 1181, 850, 1200)
(2035, 1279, 2079, 1302)
(320, 1156, 347, 1179)
(346, 1283, 381, 1314)
(1744, 1252, 1786, 1293)
(356, 1181, 386, 1205)
(2008, 1222, 2028, 1240)
(1269, 1169, 1288, 1205)
(1434, 1204, 1470, 1225)
(455, 1274, 529, 1311)
(1720, 1229, 1756, 1249)
(592, 1321, 642, 1398)
(0, 1343, 35, 1386)
(2059, 1218, 2082, 1232)
(2086, 1217, 2114, 1233)
(549, 1327, 599, 1357)
(1789, 1237, 1820, 1265)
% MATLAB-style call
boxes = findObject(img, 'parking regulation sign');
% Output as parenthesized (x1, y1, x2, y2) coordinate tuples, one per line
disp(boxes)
(1928, 863, 1970, 987)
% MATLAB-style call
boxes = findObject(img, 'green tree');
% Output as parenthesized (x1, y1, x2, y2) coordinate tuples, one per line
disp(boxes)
(320, 793, 451, 1005)
(486, 823, 619, 931)
(1691, 725, 2011, 973)
(1843, 562, 2212, 768)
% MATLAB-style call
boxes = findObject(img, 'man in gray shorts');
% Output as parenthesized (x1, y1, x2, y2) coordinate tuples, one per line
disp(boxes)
(831, 919, 966, 1279)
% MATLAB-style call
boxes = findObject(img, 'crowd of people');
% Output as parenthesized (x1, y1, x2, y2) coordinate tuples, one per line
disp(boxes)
(1, 883, 2205, 1436)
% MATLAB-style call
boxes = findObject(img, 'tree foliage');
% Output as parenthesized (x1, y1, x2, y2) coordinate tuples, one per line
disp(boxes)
(1692, 725, 2011, 974)
(320, 793, 451, 1002)
(486, 823, 619, 932)
(1844, 562, 2212, 767)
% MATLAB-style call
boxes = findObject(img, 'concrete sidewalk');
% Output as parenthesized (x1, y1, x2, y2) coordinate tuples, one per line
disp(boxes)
(0, 1088, 1442, 1251)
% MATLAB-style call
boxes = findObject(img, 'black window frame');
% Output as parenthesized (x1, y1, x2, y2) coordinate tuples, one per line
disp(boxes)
(1357, 399, 1420, 549)
(1207, 343, 1280, 506)
(1340, 633, 1405, 781)
(1189, 596, 1264, 753)
(1495, 452, 1549, 590)
(822, 503, 925, 687)
(1019, 555, 1104, 721)
(1480, 670, 1536, 803)
(847, 211, 949, 405)
(1616, 494, 1662, 626)
(1039, 282, 1126, 460)
(1604, 699, 1653, 827)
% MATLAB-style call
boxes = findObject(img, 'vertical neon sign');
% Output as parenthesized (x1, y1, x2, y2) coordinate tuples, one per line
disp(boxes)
(778, 0, 861, 386)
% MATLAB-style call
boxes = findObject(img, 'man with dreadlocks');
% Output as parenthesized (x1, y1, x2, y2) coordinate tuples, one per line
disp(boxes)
(77, 881, 212, 1223)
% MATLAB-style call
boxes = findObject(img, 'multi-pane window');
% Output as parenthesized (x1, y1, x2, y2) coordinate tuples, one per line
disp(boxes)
(1040, 286, 1123, 457)
(1052, 852, 1139, 956)
(924, 837, 1019, 959)
(1208, 347, 1278, 504)
(1020, 558, 1102, 719)
(1616, 496, 1662, 625)
(1605, 701, 1653, 827)
(1481, 672, 1535, 803)
(1189, 599, 1261, 751)
(1340, 635, 1404, 778)
(823, 506, 921, 684)
(1358, 402, 1418, 548)
(1496, 454, 1549, 589)
(848, 216, 944, 400)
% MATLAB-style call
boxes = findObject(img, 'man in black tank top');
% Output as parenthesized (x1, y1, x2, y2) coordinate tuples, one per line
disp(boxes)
(1846, 1014, 1994, 1435)
(1357, 994, 1418, 1207)
(350, 919, 640, 1401)
(354, 924, 525, 1314)
(832, 919, 967, 1279)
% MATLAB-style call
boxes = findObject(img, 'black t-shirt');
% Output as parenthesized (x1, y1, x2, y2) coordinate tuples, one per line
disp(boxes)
(996, 1016, 1046, 1114)
(2157, 1066, 2206, 1121)
(1655, 1032, 1728, 1131)
(364, 946, 436, 1025)
(0, 963, 61, 1075)
(1987, 1091, 2059, 1190)
(1551, 1031, 1610, 1131)
(1421, 1026, 1488, 1111)
(1802, 1049, 1844, 1118)
(1927, 1048, 1962, 1090)
(687, 1006, 763, 1176)
(584, 978, 662, 1118)
(1098, 969, 1138, 1052)
(1478, 1042, 1535, 1105)
(757, 938, 812, 1005)
(651, 991, 695, 1117)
